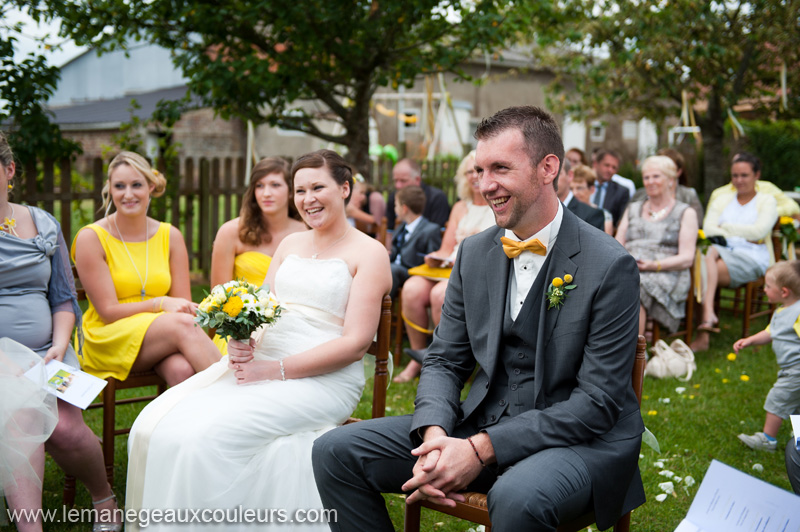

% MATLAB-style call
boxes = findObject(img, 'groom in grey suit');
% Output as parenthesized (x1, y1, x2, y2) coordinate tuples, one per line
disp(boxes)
(313, 106, 645, 531)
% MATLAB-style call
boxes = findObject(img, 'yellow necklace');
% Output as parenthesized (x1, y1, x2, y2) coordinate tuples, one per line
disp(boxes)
(0, 204, 18, 236)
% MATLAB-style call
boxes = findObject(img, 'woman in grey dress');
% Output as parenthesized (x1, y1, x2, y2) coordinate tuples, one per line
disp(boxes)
(0, 133, 121, 532)
(616, 155, 698, 336)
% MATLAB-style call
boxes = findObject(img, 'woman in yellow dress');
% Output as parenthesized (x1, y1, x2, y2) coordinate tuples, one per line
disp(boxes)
(72, 152, 220, 385)
(209, 157, 306, 353)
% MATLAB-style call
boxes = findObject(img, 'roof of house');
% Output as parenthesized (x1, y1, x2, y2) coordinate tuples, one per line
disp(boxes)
(47, 85, 200, 130)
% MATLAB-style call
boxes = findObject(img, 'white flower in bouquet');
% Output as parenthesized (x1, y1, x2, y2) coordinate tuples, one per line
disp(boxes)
(195, 279, 282, 342)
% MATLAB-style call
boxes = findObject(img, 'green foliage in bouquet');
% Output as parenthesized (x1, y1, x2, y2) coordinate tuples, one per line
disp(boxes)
(195, 279, 282, 342)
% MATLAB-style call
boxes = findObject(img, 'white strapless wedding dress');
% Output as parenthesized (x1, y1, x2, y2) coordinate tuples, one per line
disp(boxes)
(126, 256, 364, 531)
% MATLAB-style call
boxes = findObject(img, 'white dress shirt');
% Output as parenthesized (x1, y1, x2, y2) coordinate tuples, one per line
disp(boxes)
(506, 203, 564, 320)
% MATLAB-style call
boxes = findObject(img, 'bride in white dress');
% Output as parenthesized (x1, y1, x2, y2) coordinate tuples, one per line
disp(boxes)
(126, 150, 392, 531)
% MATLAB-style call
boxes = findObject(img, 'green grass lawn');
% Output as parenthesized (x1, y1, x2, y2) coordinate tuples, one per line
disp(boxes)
(3, 299, 795, 531)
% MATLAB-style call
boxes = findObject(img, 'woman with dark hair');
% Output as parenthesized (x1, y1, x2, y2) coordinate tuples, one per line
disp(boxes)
(126, 149, 391, 531)
(0, 132, 121, 531)
(210, 157, 306, 288)
(210, 158, 306, 353)
(691, 152, 779, 351)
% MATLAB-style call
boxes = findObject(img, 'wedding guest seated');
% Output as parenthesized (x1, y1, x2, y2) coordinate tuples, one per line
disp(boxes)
(385, 158, 450, 246)
(394, 151, 494, 383)
(557, 158, 604, 231)
(210, 157, 306, 353)
(72, 152, 220, 385)
(616, 155, 697, 336)
(346, 176, 386, 237)
(691, 152, 779, 352)
(0, 132, 121, 531)
(707, 163, 800, 219)
(570, 164, 615, 235)
(630, 148, 704, 225)
(389, 186, 442, 298)
(125, 149, 391, 532)
(565, 147, 589, 167)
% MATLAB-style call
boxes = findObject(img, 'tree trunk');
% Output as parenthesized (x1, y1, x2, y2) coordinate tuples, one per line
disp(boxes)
(701, 92, 727, 197)
(343, 89, 374, 180)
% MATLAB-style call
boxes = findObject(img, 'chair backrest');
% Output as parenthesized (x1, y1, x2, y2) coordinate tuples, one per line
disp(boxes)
(72, 265, 86, 301)
(366, 294, 392, 419)
(354, 216, 388, 247)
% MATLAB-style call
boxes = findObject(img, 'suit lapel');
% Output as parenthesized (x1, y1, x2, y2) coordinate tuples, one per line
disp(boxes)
(533, 210, 581, 403)
(483, 228, 509, 382)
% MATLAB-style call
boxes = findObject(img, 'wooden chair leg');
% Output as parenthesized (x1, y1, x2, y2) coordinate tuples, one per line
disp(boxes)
(63, 474, 76, 507)
(102, 379, 116, 485)
(743, 282, 754, 338)
(613, 511, 631, 532)
(393, 293, 404, 368)
(404, 501, 422, 532)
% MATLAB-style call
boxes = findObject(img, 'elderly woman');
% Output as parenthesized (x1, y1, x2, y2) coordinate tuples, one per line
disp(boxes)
(616, 155, 698, 336)
(393, 150, 495, 382)
(691, 152, 778, 351)
(630, 148, 704, 225)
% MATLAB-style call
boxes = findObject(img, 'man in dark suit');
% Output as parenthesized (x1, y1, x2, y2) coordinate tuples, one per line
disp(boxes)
(557, 158, 605, 231)
(389, 186, 443, 298)
(313, 106, 645, 531)
(592, 149, 630, 227)
(386, 158, 450, 239)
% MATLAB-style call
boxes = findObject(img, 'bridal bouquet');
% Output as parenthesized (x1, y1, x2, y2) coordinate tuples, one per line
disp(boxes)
(195, 280, 282, 342)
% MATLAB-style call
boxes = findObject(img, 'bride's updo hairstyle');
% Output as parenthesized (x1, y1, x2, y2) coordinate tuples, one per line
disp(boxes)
(101, 151, 167, 215)
(291, 149, 354, 205)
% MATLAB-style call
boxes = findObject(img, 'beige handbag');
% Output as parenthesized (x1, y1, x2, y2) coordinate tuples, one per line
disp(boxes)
(645, 339, 696, 381)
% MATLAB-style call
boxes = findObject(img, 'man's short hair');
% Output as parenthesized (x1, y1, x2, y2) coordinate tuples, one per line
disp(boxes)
(395, 158, 421, 178)
(396, 185, 426, 215)
(595, 149, 621, 166)
(474, 106, 565, 177)
(767, 260, 800, 297)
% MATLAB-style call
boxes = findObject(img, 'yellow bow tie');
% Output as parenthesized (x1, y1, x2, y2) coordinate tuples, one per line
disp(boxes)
(500, 236, 547, 258)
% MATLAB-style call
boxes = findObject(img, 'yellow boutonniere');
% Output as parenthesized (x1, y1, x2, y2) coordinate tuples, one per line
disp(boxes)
(546, 274, 576, 310)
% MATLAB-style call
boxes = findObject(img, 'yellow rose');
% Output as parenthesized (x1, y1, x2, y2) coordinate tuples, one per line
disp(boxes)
(780, 216, 794, 225)
(199, 299, 211, 313)
(697, 229, 706, 239)
(551, 277, 563, 288)
(222, 296, 244, 317)
(564, 274, 573, 283)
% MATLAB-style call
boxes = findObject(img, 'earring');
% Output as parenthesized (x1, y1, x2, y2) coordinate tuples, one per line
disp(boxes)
(7, 183, 12, 190)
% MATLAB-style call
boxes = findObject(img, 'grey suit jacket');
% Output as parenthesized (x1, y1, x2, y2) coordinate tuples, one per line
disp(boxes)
(411, 208, 644, 529)
(390, 217, 442, 269)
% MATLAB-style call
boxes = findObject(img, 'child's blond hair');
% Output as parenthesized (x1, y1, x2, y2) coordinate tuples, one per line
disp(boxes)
(767, 260, 800, 297)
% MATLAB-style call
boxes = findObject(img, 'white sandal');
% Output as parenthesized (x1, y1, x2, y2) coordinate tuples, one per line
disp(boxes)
(92, 493, 123, 532)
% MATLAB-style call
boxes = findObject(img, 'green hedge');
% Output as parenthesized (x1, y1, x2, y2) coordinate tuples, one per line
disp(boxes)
(743, 120, 800, 191)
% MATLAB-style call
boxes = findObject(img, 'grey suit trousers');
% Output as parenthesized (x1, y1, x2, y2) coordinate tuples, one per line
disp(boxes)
(312, 415, 593, 532)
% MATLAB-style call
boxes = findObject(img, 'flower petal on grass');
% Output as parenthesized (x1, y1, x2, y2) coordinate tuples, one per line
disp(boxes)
(658, 481, 675, 494)
(740, 375, 750, 381)
(655, 494, 668, 502)
(659, 470, 675, 478)
(684, 476, 695, 487)
(752, 464, 764, 472)
(727, 353, 736, 361)
(675, 387, 686, 394)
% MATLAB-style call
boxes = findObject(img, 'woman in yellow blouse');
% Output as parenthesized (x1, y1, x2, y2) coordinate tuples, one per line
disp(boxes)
(72, 152, 220, 385)
(210, 157, 306, 353)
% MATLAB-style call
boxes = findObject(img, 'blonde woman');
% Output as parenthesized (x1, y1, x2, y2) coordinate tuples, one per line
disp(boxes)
(72, 152, 220, 386)
(394, 151, 495, 382)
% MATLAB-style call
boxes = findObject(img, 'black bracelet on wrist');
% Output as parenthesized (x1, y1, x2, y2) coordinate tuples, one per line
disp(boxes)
(467, 436, 486, 467)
